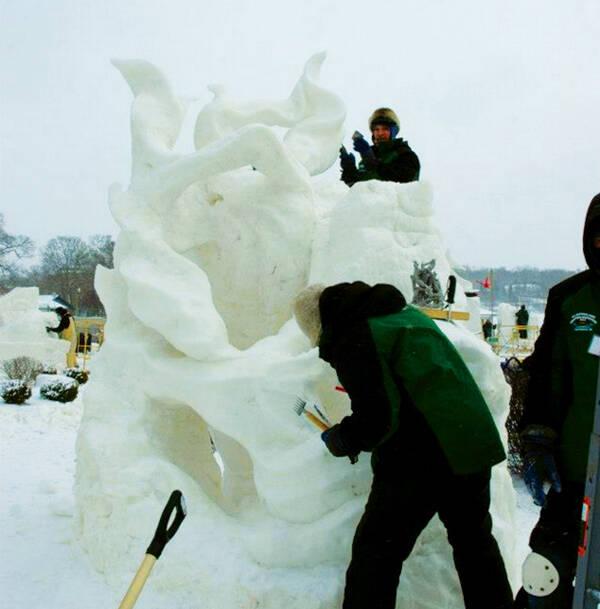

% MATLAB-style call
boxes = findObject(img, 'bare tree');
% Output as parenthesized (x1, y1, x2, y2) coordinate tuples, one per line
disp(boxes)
(39, 236, 92, 307)
(4, 232, 114, 315)
(88, 234, 115, 269)
(36, 234, 115, 314)
(0, 214, 34, 277)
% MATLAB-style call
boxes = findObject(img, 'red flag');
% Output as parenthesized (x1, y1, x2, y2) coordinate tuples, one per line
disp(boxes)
(477, 275, 492, 289)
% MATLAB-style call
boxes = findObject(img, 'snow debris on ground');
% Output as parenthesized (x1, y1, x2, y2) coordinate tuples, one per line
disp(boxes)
(0, 379, 540, 609)
(0, 381, 173, 609)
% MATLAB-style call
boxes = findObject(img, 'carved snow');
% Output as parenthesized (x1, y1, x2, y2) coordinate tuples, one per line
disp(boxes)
(75, 55, 518, 608)
(0, 287, 69, 367)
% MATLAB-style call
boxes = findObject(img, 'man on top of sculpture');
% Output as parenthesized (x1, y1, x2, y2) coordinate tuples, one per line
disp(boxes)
(339, 107, 420, 186)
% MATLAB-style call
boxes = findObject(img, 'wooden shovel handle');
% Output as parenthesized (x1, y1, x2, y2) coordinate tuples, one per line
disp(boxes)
(118, 554, 156, 609)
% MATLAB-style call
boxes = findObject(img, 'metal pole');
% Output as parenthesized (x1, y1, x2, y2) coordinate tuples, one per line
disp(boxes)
(490, 270, 495, 328)
(82, 328, 89, 372)
(572, 358, 600, 609)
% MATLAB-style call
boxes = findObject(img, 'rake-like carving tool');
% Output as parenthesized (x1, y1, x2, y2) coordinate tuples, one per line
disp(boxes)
(293, 397, 329, 431)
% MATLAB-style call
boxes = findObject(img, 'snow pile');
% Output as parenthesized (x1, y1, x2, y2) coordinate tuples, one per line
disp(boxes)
(0, 287, 69, 367)
(75, 55, 518, 608)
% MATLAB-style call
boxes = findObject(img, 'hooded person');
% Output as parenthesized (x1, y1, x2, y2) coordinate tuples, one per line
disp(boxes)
(46, 307, 77, 367)
(293, 281, 513, 609)
(514, 193, 600, 608)
(339, 107, 421, 187)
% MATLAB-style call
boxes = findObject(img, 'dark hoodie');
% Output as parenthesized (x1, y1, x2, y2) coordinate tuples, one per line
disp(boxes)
(318, 282, 505, 475)
(522, 193, 600, 482)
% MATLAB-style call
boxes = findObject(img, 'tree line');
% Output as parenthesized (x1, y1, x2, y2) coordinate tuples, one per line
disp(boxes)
(460, 266, 578, 312)
(0, 214, 114, 316)
(0, 212, 581, 318)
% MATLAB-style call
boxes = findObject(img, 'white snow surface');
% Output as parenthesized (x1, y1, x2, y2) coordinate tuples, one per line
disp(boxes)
(0, 287, 69, 367)
(0, 383, 540, 609)
(3, 55, 533, 608)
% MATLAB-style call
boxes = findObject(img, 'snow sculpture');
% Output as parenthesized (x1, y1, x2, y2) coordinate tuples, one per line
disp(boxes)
(498, 303, 518, 332)
(75, 55, 518, 608)
(0, 287, 69, 367)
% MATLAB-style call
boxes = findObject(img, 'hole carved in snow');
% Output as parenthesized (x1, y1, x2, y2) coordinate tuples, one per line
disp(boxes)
(75, 54, 518, 608)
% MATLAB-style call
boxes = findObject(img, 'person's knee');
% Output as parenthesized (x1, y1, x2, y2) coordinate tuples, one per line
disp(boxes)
(520, 550, 574, 608)
(445, 514, 494, 552)
(521, 552, 560, 598)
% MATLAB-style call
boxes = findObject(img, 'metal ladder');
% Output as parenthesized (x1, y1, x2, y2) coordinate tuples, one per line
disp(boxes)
(573, 359, 600, 608)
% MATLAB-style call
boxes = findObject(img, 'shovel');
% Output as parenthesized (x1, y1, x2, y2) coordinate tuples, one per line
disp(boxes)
(118, 490, 187, 609)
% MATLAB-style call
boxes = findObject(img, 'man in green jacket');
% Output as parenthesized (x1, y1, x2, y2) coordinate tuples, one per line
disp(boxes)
(339, 107, 420, 186)
(294, 281, 513, 609)
(514, 193, 600, 608)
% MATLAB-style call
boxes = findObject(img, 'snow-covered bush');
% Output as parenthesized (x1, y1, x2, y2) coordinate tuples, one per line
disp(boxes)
(1, 356, 43, 383)
(63, 368, 89, 384)
(1, 379, 32, 405)
(41, 364, 58, 375)
(40, 378, 78, 403)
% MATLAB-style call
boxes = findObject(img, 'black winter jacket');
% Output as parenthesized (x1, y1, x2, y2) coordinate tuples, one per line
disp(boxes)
(48, 313, 71, 333)
(341, 139, 420, 187)
(521, 194, 600, 482)
(319, 282, 505, 475)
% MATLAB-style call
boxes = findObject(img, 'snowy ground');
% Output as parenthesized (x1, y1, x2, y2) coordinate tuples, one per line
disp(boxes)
(1, 379, 540, 609)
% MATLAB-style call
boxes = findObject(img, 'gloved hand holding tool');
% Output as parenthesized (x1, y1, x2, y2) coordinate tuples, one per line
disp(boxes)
(294, 397, 358, 464)
(321, 424, 358, 463)
(118, 490, 187, 609)
(521, 425, 562, 507)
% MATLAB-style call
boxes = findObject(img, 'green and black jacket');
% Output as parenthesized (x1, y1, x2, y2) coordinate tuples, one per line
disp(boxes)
(318, 282, 505, 475)
(341, 139, 420, 187)
(521, 194, 600, 483)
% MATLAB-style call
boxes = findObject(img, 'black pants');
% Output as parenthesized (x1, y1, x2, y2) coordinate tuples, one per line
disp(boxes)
(342, 466, 513, 609)
(515, 483, 583, 608)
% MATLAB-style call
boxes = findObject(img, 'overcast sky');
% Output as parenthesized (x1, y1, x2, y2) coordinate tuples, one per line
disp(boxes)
(1, 0, 599, 270)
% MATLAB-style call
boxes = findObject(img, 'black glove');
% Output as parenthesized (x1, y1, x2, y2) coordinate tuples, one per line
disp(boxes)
(339, 146, 356, 170)
(351, 134, 377, 169)
(521, 425, 562, 507)
(45, 326, 52, 332)
(352, 134, 370, 155)
(321, 424, 358, 463)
